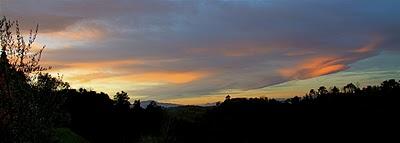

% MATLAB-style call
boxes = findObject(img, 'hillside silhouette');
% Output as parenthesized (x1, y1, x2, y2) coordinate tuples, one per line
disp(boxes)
(1, 17, 399, 143)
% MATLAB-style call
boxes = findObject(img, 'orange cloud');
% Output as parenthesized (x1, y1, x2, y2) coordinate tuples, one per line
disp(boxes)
(308, 64, 347, 77)
(44, 58, 208, 85)
(69, 72, 115, 83)
(279, 56, 349, 79)
(353, 36, 383, 53)
(117, 71, 209, 84)
(280, 36, 383, 80)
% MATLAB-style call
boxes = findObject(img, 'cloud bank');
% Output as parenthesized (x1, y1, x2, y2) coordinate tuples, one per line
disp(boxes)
(2, 0, 400, 100)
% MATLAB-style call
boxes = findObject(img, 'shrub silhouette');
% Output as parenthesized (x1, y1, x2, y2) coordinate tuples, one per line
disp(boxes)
(1, 17, 67, 143)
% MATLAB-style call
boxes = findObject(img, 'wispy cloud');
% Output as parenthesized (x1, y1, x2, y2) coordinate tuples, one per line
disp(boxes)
(279, 56, 350, 79)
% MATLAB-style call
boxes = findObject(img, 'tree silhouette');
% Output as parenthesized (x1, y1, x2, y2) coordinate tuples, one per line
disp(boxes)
(287, 96, 301, 104)
(318, 86, 328, 95)
(132, 99, 144, 111)
(330, 86, 340, 95)
(114, 91, 130, 112)
(0, 17, 47, 74)
(309, 89, 317, 96)
(225, 95, 231, 101)
(0, 17, 64, 143)
(381, 79, 400, 90)
(146, 101, 159, 110)
(343, 83, 358, 94)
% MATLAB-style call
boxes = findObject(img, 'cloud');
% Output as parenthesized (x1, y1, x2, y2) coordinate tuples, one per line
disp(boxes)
(279, 56, 350, 79)
(4, 0, 400, 100)
(353, 36, 383, 54)
(43, 21, 107, 41)
(113, 71, 210, 84)
(69, 72, 115, 83)
(44, 58, 141, 71)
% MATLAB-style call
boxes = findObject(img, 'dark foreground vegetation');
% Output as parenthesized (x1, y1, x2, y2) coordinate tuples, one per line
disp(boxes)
(1, 17, 399, 143)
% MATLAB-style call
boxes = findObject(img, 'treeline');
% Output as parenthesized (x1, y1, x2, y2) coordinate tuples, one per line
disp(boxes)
(62, 89, 164, 143)
(58, 79, 400, 143)
(208, 80, 400, 142)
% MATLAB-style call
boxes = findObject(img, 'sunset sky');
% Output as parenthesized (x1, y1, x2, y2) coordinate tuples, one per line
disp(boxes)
(1, 0, 400, 104)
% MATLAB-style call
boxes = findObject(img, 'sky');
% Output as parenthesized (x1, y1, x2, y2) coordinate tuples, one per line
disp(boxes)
(1, 0, 400, 104)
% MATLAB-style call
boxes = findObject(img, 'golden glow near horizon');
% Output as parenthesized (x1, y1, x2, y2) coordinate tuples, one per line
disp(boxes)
(39, 28, 399, 105)
(47, 64, 400, 105)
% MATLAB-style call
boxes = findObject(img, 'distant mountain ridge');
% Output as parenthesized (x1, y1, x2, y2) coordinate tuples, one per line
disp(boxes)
(139, 100, 181, 108)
